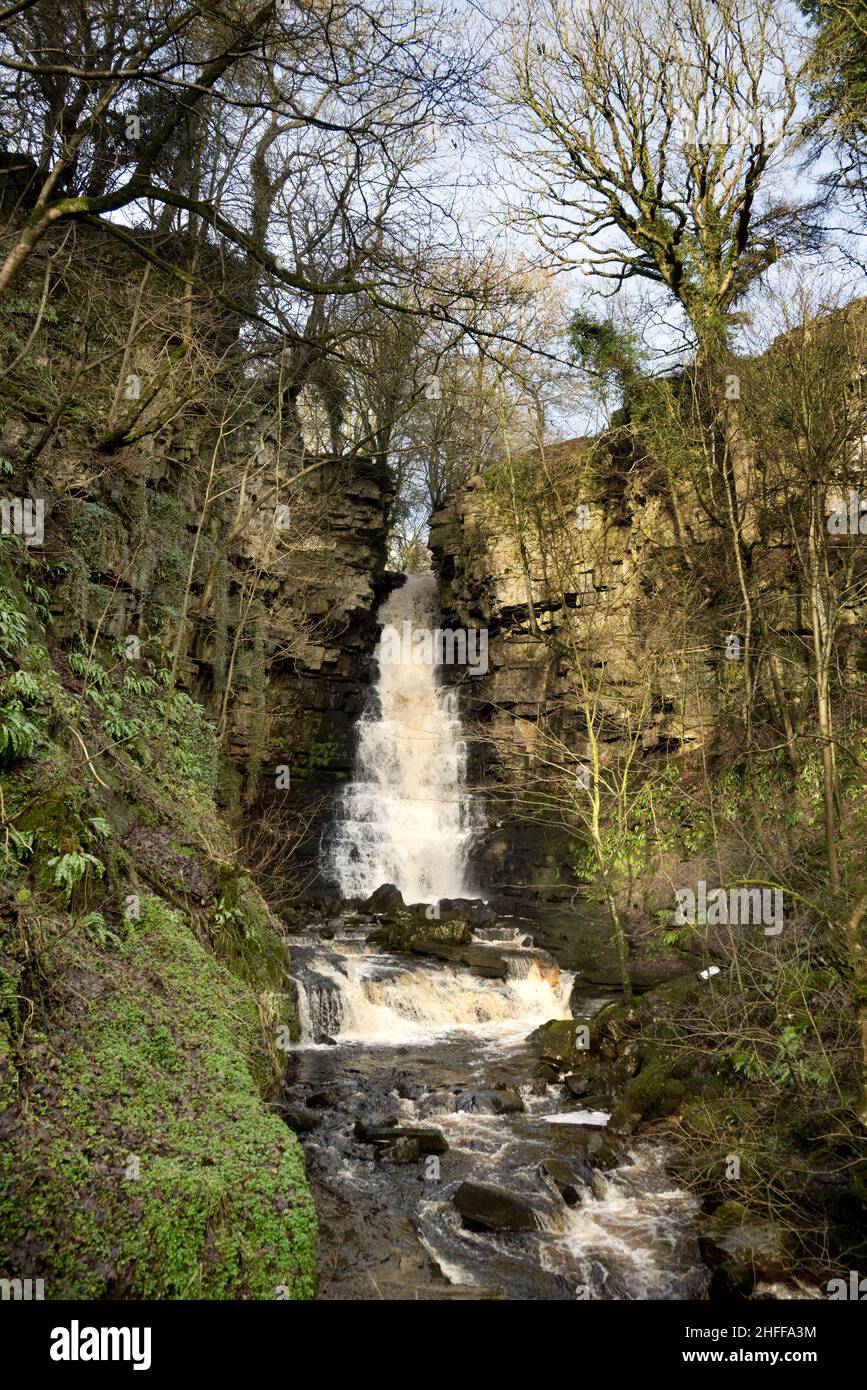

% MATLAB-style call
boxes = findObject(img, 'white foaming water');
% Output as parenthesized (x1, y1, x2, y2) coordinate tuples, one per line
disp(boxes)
(328, 573, 479, 902)
(294, 950, 574, 1045)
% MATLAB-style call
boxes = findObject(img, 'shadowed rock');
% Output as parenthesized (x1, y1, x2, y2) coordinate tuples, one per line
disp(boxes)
(454, 1181, 544, 1232)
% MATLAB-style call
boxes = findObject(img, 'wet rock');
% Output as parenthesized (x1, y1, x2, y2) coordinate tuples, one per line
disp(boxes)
(422, 941, 509, 976)
(306, 1081, 358, 1109)
(700, 1201, 793, 1292)
(314, 1033, 339, 1046)
(455, 1087, 525, 1115)
(353, 1113, 399, 1138)
(354, 1118, 448, 1154)
(396, 1078, 424, 1101)
(570, 1128, 623, 1172)
(564, 1073, 592, 1099)
(581, 957, 692, 993)
(609, 1061, 688, 1134)
(277, 1104, 322, 1133)
(527, 1018, 595, 1071)
(454, 1181, 544, 1232)
(363, 883, 405, 914)
(377, 1136, 423, 1164)
(436, 898, 497, 927)
(370, 912, 473, 953)
(540, 1158, 583, 1205)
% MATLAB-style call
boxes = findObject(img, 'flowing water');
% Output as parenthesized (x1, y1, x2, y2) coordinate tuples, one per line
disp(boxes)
(327, 573, 479, 902)
(289, 574, 707, 1300)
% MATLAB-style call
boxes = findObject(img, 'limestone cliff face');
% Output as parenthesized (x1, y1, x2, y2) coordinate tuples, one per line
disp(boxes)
(4, 406, 392, 887)
(428, 440, 721, 894)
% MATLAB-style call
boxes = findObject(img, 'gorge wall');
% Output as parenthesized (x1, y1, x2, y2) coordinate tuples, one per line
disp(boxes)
(427, 426, 822, 899)
(1, 226, 395, 899)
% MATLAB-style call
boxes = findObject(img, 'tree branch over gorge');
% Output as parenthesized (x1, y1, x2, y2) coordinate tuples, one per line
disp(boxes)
(0, 0, 481, 310)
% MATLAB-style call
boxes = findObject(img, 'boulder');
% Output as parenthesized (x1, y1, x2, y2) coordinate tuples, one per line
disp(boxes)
(277, 1104, 321, 1133)
(608, 1060, 689, 1134)
(570, 1127, 623, 1172)
(354, 1118, 448, 1154)
(581, 956, 692, 992)
(700, 1201, 793, 1292)
(455, 1087, 525, 1115)
(363, 883, 405, 914)
(527, 1018, 595, 1071)
(369, 911, 473, 953)
(421, 941, 510, 977)
(540, 1158, 583, 1205)
(353, 1113, 399, 1137)
(436, 898, 497, 927)
(454, 1181, 543, 1232)
(377, 1136, 423, 1164)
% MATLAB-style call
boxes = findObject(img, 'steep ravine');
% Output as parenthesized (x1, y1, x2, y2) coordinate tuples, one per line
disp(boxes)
(283, 573, 710, 1300)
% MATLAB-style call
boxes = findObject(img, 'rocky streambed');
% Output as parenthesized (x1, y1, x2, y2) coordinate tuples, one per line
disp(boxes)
(281, 894, 710, 1300)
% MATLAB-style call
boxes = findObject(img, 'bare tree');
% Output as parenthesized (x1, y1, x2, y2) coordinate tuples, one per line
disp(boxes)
(502, 0, 819, 352)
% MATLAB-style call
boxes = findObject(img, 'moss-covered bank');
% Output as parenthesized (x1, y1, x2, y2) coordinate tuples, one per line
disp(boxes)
(0, 541, 316, 1298)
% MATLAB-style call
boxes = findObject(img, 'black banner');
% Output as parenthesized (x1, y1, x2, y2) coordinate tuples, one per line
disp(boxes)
(5, 1297, 863, 1377)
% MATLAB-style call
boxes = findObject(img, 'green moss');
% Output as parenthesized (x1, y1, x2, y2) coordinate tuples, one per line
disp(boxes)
(527, 1017, 595, 1071)
(372, 906, 473, 952)
(0, 589, 315, 1300)
(0, 896, 315, 1299)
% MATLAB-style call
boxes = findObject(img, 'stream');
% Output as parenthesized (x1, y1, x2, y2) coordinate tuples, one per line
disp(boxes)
(284, 914, 708, 1300)
(284, 573, 709, 1300)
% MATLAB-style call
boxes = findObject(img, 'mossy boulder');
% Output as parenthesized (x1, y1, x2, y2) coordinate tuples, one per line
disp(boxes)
(700, 1201, 794, 1292)
(609, 1057, 691, 1134)
(370, 905, 473, 952)
(527, 1018, 595, 1072)
(362, 883, 404, 913)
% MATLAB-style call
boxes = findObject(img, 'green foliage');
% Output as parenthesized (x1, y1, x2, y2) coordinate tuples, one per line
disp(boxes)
(0, 700, 39, 764)
(0, 896, 315, 1299)
(4, 668, 42, 701)
(68, 648, 109, 685)
(77, 910, 122, 949)
(568, 309, 641, 388)
(0, 294, 59, 322)
(211, 895, 246, 935)
(731, 1021, 833, 1089)
(804, 0, 867, 164)
(46, 850, 105, 906)
(0, 592, 28, 657)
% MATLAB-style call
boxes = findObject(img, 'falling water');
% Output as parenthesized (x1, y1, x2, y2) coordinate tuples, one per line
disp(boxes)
(327, 573, 479, 902)
(295, 576, 706, 1300)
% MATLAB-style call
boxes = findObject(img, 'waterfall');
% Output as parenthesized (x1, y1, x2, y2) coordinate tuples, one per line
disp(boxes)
(327, 573, 479, 902)
(291, 941, 574, 1045)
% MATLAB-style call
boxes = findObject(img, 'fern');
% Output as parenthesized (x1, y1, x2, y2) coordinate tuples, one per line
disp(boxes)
(4, 669, 42, 702)
(46, 850, 105, 906)
(0, 596, 27, 657)
(104, 713, 138, 741)
(77, 910, 120, 948)
(0, 700, 39, 763)
(69, 650, 109, 685)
